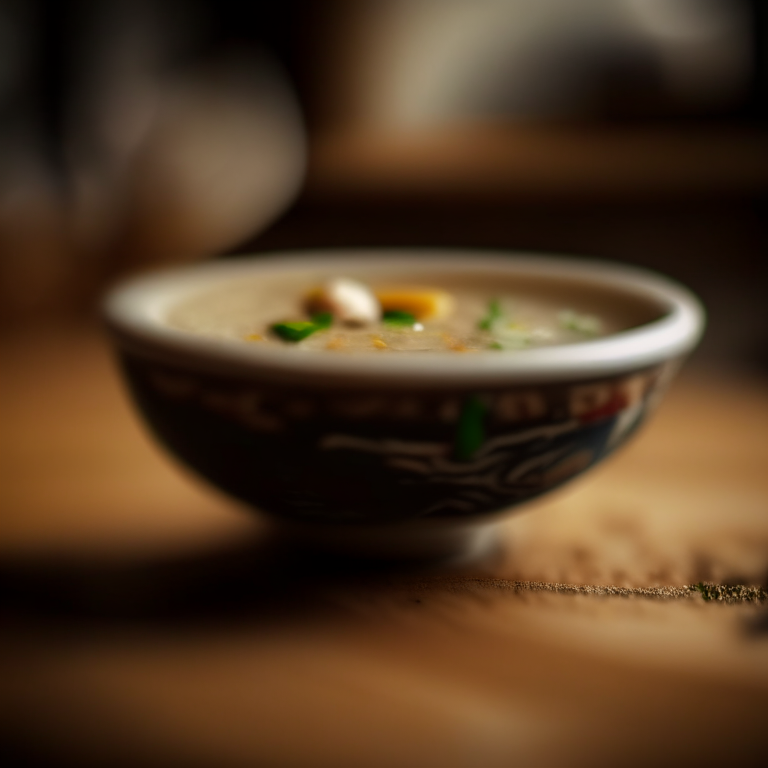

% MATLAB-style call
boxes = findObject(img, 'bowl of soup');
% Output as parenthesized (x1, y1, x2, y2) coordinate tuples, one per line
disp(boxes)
(104, 250, 704, 560)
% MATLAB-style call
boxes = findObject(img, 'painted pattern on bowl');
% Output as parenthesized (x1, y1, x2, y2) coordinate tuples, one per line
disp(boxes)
(121, 352, 678, 524)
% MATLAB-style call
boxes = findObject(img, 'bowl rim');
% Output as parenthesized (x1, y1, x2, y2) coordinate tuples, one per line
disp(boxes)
(103, 249, 705, 387)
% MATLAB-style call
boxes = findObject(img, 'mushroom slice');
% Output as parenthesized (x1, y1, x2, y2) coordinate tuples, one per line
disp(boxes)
(305, 278, 381, 326)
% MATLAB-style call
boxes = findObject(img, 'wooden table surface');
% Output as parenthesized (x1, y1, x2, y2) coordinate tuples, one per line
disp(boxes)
(1, 325, 767, 767)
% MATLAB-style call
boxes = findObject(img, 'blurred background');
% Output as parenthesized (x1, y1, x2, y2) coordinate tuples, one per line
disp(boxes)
(0, 0, 766, 369)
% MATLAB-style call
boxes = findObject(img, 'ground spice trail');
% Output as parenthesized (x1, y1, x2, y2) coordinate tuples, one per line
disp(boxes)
(428, 578, 767, 604)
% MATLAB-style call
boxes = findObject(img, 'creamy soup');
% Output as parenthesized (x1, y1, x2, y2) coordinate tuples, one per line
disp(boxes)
(167, 271, 660, 353)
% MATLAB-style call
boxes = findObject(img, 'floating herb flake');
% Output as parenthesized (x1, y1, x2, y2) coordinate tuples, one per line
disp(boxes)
(558, 309, 601, 336)
(383, 309, 417, 326)
(493, 324, 533, 349)
(271, 321, 319, 342)
(478, 298, 503, 330)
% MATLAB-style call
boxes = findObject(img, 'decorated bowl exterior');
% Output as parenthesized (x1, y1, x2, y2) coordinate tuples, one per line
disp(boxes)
(120, 351, 678, 525)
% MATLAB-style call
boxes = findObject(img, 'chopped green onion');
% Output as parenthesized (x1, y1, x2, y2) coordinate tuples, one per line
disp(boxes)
(478, 298, 503, 330)
(495, 330, 532, 349)
(311, 312, 333, 329)
(455, 395, 487, 461)
(272, 312, 333, 342)
(488, 341, 503, 350)
(558, 310, 601, 336)
(271, 321, 319, 342)
(383, 309, 417, 326)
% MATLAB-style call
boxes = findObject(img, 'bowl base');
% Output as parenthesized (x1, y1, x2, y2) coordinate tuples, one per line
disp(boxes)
(272, 518, 501, 564)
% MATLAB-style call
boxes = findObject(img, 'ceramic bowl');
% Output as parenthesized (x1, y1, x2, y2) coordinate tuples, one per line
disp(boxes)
(103, 250, 704, 560)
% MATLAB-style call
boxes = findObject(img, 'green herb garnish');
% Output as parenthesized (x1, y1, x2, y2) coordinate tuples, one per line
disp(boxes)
(383, 310, 417, 326)
(455, 395, 487, 461)
(478, 298, 503, 330)
(272, 312, 334, 342)
(271, 321, 320, 342)
(558, 309, 601, 336)
(311, 312, 333, 329)
(488, 341, 503, 350)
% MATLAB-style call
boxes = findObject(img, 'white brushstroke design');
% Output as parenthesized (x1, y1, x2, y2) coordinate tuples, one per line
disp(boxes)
(430, 452, 510, 476)
(474, 420, 579, 457)
(504, 445, 572, 483)
(318, 416, 605, 517)
(387, 457, 432, 474)
(607, 402, 644, 448)
(320, 434, 446, 457)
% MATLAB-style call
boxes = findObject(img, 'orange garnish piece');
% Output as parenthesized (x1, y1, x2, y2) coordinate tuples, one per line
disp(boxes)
(325, 335, 347, 350)
(374, 287, 453, 320)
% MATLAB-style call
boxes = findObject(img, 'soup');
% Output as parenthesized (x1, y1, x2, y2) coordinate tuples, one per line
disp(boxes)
(167, 271, 656, 353)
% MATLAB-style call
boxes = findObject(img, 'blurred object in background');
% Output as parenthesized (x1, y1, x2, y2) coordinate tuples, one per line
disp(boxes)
(0, 0, 305, 324)
(319, 0, 754, 133)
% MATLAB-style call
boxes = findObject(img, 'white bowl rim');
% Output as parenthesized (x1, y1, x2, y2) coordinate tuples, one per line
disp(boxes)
(103, 249, 705, 387)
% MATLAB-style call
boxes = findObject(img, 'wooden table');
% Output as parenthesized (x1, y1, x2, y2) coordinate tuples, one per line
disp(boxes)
(1, 325, 767, 767)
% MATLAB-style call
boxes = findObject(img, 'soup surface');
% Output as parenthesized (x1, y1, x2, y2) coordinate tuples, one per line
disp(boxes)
(167, 271, 658, 353)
